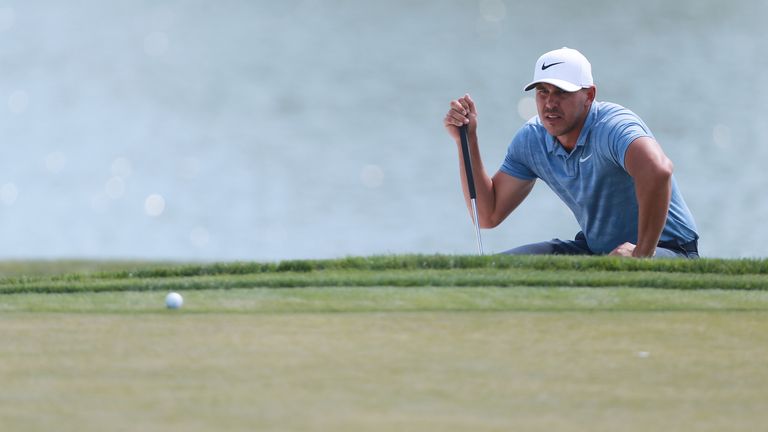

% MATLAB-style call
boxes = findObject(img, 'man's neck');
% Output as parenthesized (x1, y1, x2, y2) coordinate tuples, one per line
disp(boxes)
(556, 128, 582, 152)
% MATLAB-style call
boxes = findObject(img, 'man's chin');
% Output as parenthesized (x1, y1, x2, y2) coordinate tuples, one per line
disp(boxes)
(544, 125, 565, 138)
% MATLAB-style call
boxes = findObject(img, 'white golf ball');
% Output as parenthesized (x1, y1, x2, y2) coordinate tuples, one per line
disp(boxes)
(165, 292, 183, 309)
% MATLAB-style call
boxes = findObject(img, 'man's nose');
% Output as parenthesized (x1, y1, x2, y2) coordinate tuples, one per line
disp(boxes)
(544, 94, 557, 109)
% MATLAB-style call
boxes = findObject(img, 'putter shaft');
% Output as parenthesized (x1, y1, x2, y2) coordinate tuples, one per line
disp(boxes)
(470, 198, 484, 255)
(459, 125, 484, 255)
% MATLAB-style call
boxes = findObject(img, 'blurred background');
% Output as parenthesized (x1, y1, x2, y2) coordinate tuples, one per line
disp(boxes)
(0, 0, 764, 261)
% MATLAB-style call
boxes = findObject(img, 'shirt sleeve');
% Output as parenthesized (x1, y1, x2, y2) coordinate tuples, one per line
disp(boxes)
(499, 127, 537, 180)
(603, 110, 654, 170)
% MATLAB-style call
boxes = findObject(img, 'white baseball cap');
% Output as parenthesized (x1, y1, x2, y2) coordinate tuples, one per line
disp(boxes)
(524, 47, 594, 92)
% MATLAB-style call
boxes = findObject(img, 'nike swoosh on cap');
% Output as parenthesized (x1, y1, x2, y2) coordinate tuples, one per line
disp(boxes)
(541, 61, 565, 70)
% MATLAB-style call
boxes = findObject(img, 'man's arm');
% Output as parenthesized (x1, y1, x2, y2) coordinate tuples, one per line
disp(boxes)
(444, 94, 535, 228)
(612, 136, 673, 257)
(470, 167, 535, 229)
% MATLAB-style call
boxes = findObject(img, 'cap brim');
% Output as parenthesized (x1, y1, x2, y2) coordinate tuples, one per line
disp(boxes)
(524, 79, 582, 92)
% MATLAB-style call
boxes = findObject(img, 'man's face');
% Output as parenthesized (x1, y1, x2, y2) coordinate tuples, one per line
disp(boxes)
(534, 83, 594, 139)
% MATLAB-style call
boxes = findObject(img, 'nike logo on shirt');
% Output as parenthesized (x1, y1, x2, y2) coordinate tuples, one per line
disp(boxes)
(579, 154, 593, 163)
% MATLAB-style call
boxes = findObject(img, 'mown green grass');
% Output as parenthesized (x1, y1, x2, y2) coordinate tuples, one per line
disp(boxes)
(1, 255, 768, 295)
(3, 286, 768, 314)
(2, 255, 768, 432)
(3, 309, 768, 432)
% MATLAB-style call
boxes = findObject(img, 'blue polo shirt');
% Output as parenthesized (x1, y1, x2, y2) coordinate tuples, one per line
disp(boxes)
(500, 101, 698, 253)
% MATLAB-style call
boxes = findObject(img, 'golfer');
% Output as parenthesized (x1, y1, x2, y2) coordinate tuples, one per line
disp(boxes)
(444, 47, 699, 258)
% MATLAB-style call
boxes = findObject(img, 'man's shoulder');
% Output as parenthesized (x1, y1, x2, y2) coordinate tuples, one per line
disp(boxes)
(593, 101, 643, 124)
(589, 100, 655, 163)
(515, 116, 548, 141)
(510, 119, 552, 156)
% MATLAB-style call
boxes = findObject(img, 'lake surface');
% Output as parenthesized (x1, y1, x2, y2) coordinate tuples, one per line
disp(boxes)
(0, 0, 765, 260)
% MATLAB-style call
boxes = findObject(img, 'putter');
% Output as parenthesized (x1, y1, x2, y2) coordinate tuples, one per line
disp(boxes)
(459, 125, 484, 255)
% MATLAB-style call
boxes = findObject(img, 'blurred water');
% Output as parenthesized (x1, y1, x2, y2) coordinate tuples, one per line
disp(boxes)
(0, 0, 765, 260)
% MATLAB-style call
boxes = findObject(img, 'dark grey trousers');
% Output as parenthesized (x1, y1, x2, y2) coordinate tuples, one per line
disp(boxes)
(502, 232, 699, 258)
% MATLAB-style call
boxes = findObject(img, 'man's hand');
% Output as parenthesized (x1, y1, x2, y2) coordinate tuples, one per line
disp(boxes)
(444, 94, 478, 142)
(609, 242, 635, 257)
(610, 242, 655, 258)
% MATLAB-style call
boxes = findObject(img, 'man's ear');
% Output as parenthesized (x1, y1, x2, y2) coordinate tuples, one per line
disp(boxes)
(585, 86, 597, 103)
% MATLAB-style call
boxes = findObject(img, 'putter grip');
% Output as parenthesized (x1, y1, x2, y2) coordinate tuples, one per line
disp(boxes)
(459, 125, 477, 199)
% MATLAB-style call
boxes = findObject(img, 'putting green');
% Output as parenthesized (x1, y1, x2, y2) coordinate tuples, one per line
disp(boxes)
(2, 255, 767, 431)
(1, 286, 768, 431)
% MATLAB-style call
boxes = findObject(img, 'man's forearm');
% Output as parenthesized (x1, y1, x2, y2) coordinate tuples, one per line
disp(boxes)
(622, 137, 675, 258)
(633, 176, 672, 257)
